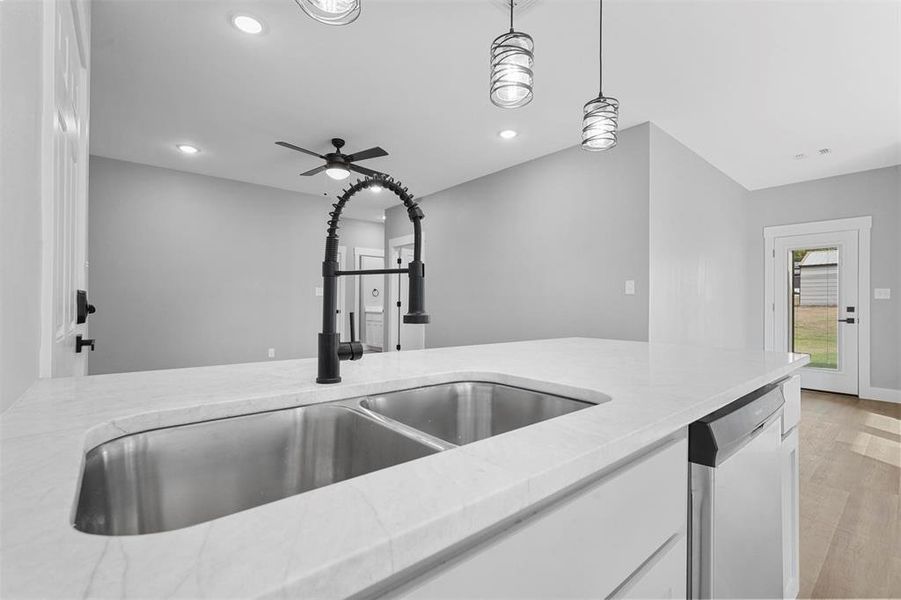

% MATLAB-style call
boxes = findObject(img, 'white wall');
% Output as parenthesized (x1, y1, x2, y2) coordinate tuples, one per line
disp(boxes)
(745, 166, 900, 391)
(88, 156, 383, 374)
(648, 124, 752, 349)
(385, 123, 651, 349)
(0, 0, 44, 411)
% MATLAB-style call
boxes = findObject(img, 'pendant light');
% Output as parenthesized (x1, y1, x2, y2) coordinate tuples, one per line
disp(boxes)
(581, 0, 618, 151)
(490, 1, 534, 109)
(295, 0, 361, 26)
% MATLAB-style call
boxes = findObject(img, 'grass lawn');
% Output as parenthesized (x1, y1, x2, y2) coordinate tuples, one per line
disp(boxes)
(793, 305, 838, 368)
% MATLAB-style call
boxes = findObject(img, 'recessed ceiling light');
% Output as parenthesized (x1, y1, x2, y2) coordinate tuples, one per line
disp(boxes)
(381, 215, 386, 221)
(793, 153, 806, 160)
(176, 144, 200, 155)
(498, 129, 518, 139)
(232, 14, 264, 34)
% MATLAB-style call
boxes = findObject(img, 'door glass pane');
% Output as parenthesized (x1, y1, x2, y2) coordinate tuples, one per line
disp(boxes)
(790, 247, 839, 369)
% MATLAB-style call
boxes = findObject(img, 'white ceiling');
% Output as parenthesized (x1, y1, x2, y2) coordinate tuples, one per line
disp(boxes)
(90, 0, 901, 222)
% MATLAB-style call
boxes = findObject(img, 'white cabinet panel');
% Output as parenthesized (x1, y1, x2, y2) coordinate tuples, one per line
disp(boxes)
(392, 435, 687, 599)
(781, 427, 800, 599)
(782, 375, 801, 434)
(613, 534, 687, 599)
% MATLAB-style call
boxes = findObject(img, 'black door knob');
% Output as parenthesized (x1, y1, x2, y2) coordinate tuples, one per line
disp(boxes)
(75, 335, 95, 353)
(838, 318, 856, 324)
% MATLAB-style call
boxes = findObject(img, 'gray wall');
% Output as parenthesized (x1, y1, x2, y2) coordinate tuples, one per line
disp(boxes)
(649, 124, 752, 349)
(745, 165, 900, 390)
(88, 156, 383, 374)
(0, 0, 44, 411)
(385, 123, 651, 348)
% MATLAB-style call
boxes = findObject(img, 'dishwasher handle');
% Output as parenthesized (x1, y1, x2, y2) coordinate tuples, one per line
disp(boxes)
(689, 382, 785, 467)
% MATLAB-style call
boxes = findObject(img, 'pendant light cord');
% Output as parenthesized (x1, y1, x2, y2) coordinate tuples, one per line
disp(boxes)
(598, 0, 604, 95)
(509, 0, 514, 32)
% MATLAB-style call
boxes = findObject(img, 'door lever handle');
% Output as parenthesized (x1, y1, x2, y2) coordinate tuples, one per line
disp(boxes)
(838, 318, 856, 324)
(75, 335, 95, 353)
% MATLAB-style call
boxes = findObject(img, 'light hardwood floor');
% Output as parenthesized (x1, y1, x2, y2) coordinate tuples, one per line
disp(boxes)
(799, 390, 901, 599)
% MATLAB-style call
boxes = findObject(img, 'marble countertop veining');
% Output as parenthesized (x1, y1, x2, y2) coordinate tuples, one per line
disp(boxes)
(0, 338, 807, 598)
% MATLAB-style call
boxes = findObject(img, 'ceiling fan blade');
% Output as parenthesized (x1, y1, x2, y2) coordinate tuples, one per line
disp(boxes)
(347, 164, 386, 178)
(346, 146, 388, 162)
(299, 165, 328, 176)
(276, 141, 325, 159)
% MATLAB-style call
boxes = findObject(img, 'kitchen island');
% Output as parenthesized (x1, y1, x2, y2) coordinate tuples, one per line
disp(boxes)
(0, 338, 807, 598)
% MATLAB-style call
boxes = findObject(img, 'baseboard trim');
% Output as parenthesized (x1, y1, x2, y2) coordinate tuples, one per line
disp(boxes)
(860, 386, 901, 404)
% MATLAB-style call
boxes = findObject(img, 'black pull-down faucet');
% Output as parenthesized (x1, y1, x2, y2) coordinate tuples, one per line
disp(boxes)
(317, 176, 429, 384)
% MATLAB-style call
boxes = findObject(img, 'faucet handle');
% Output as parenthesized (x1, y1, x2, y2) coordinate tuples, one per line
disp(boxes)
(337, 311, 363, 362)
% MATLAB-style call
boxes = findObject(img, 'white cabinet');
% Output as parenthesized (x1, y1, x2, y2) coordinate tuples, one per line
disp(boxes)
(781, 427, 800, 599)
(613, 534, 687, 599)
(387, 434, 688, 599)
(782, 375, 801, 434)
(781, 375, 801, 599)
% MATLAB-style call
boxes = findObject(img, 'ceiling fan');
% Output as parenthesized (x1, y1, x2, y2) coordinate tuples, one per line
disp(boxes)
(275, 137, 388, 181)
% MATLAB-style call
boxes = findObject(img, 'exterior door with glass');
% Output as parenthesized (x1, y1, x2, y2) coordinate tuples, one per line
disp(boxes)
(773, 230, 859, 394)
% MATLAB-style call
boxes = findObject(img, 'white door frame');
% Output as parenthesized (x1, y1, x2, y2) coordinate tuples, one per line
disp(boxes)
(354, 246, 385, 348)
(387, 234, 425, 352)
(764, 216, 879, 399)
(336, 246, 346, 339)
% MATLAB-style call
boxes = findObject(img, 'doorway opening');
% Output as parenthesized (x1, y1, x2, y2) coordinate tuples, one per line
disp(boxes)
(354, 247, 385, 352)
(387, 234, 425, 352)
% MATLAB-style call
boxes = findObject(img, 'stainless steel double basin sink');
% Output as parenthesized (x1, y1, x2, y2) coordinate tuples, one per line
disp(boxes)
(74, 381, 595, 536)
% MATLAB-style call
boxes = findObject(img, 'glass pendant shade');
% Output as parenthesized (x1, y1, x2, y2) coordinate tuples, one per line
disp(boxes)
(581, 95, 619, 151)
(326, 164, 351, 180)
(295, 0, 361, 25)
(490, 30, 534, 108)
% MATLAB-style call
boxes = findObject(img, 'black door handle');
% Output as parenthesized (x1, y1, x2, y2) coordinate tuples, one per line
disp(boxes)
(76, 290, 96, 324)
(75, 335, 95, 353)
(838, 318, 856, 324)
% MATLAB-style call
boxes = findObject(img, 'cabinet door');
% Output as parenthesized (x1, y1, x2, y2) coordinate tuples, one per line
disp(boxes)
(612, 534, 687, 599)
(781, 428, 800, 599)
(781, 375, 801, 434)
(391, 435, 687, 599)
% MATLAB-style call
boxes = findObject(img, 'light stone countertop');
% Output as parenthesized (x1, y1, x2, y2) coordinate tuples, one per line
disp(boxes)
(0, 338, 808, 598)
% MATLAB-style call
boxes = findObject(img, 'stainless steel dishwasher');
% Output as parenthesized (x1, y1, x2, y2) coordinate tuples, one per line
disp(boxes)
(688, 382, 785, 599)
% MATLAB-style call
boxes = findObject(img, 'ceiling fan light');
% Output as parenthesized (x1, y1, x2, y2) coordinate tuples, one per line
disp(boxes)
(295, 0, 361, 25)
(490, 30, 534, 109)
(326, 164, 351, 180)
(581, 95, 619, 151)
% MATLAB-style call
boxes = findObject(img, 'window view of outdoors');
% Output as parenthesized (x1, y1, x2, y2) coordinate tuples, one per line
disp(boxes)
(791, 247, 839, 369)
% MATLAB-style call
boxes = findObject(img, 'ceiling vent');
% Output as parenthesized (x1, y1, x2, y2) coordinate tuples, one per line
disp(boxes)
(818, 148, 832, 155)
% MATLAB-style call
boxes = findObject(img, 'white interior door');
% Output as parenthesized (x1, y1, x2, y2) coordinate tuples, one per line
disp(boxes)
(773, 230, 859, 394)
(388, 236, 425, 352)
(41, 0, 91, 377)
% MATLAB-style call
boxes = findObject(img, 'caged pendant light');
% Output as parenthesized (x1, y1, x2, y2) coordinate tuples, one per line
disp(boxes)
(581, 0, 619, 151)
(490, 1, 534, 109)
(295, 0, 361, 26)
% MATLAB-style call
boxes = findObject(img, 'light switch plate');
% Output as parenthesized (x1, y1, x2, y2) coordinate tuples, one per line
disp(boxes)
(624, 280, 636, 295)
(315, 287, 323, 297)
(268, 348, 275, 358)
(874, 288, 891, 300)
